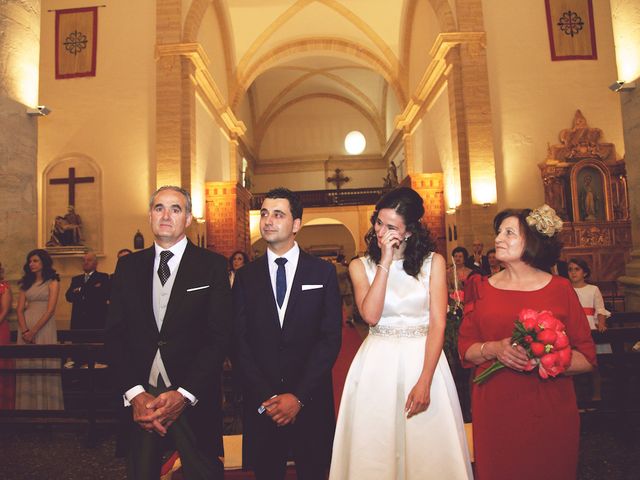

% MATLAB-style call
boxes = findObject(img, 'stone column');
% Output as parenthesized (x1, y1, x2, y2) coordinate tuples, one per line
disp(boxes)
(443, 0, 498, 250)
(616, 86, 640, 309)
(610, 0, 640, 310)
(155, 0, 197, 189)
(0, 0, 40, 278)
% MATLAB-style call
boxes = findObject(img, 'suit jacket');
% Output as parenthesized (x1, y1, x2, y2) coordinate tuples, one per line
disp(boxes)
(66, 271, 111, 330)
(465, 254, 490, 276)
(232, 250, 342, 463)
(106, 240, 231, 455)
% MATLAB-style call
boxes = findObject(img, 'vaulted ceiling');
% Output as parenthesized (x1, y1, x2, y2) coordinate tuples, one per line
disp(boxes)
(189, 0, 454, 157)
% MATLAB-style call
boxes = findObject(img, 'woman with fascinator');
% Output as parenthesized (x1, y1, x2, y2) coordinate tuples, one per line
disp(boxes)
(330, 188, 472, 479)
(458, 206, 596, 480)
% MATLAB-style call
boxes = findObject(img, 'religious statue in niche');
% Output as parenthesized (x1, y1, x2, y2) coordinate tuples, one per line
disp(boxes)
(538, 110, 631, 282)
(383, 161, 399, 188)
(577, 168, 604, 221)
(46, 206, 83, 246)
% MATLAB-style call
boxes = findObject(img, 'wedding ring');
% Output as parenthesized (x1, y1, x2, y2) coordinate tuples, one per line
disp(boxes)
(511, 342, 518, 348)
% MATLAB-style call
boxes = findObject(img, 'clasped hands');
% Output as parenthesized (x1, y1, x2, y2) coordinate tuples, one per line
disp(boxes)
(131, 390, 186, 436)
(260, 393, 301, 427)
(495, 338, 536, 371)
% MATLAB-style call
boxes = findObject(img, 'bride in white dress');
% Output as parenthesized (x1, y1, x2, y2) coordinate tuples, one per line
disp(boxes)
(330, 188, 473, 480)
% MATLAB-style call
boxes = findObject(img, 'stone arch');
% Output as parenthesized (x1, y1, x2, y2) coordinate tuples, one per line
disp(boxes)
(231, 37, 406, 110)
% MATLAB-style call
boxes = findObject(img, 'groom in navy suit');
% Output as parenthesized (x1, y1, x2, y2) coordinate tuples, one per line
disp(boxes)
(233, 187, 342, 480)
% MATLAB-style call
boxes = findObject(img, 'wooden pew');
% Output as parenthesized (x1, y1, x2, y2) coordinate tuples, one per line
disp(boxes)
(591, 314, 640, 437)
(0, 340, 110, 445)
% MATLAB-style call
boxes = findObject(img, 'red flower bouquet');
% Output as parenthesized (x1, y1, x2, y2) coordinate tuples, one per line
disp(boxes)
(473, 308, 572, 384)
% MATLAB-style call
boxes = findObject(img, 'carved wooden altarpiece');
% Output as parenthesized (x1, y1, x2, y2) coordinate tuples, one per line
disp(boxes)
(539, 110, 631, 283)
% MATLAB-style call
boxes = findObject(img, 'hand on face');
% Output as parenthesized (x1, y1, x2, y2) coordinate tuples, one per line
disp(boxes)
(375, 208, 409, 265)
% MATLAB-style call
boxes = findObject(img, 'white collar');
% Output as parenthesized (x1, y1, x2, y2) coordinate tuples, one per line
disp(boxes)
(154, 235, 188, 258)
(266, 241, 300, 265)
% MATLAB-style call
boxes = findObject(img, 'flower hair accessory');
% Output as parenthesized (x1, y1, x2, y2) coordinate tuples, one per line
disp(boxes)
(526, 204, 563, 237)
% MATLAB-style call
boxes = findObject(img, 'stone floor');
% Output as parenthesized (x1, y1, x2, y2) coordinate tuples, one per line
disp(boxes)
(0, 411, 638, 479)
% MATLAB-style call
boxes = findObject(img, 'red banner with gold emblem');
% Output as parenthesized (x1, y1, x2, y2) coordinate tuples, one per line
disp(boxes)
(55, 7, 98, 79)
(545, 0, 597, 61)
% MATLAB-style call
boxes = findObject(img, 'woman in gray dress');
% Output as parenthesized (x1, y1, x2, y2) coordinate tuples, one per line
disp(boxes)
(15, 249, 63, 410)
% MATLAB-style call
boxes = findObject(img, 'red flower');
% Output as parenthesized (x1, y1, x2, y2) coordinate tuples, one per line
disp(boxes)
(553, 332, 569, 350)
(519, 309, 539, 330)
(536, 310, 558, 331)
(473, 309, 571, 384)
(537, 329, 558, 345)
(449, 290, 464, 303)
(530, 342, 546, 357)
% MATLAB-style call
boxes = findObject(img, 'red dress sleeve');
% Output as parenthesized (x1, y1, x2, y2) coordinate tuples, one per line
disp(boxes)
(458, 274, 484, 368)
(562, 278, 597, 366)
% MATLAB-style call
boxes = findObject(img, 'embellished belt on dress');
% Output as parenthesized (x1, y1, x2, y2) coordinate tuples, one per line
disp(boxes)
(369, 324, 428, 338)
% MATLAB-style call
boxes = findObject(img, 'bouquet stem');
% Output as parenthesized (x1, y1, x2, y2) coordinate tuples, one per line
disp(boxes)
(473, 361, 506, 384)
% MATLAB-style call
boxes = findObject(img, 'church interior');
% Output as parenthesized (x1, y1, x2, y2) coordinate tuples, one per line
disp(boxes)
(1, 0, 640, 478)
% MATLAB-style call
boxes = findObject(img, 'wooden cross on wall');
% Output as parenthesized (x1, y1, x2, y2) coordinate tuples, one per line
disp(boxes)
(49, 167, 95, 206)
(327, 168, 350, 190)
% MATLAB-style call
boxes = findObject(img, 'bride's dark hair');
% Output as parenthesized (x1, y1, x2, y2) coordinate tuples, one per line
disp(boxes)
(365, 187, 436, 277)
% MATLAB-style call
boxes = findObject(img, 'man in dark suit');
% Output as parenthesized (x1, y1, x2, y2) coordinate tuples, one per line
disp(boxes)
(233, 187, 342, 480)
(106, 186, 231, 479)
(465, 239, 490, 275)
(66, 252, 110, 331)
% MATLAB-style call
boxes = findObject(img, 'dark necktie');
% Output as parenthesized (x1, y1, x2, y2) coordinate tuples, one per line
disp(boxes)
(158, 250, 174, 286)
(275, 257, 288, 308)
(84, 274, 90, 283)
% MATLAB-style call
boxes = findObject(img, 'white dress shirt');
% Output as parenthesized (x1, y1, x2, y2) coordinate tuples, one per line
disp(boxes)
(266, 242, 300, 327)
(123, 236, 196, 405)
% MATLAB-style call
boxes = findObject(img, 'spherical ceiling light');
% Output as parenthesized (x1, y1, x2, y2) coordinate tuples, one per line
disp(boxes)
(344, 130, 366, 155)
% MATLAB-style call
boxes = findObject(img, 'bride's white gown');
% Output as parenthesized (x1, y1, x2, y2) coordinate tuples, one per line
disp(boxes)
(329, 255, 473, 479)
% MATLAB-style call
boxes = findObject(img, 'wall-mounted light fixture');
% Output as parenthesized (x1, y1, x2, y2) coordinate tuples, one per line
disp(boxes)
(608, 80, 636, 92)
(26, 105, 51, 116)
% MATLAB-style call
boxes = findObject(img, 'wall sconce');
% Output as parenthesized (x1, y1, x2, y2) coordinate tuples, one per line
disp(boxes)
(26, 105, 52, 116)
(608, 80, 636, 92)
(482, 202, 492, 208)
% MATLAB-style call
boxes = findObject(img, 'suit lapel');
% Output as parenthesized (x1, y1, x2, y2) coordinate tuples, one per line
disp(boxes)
(281, 251, 306, 334)
(256, 255, 282, 331)
(138, 247, 156, 331)
(161, 241, 196, 332)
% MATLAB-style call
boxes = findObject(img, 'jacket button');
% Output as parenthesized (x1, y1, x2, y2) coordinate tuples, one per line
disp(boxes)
(281, 378, 285, 383)
(157, 340, 167, 347)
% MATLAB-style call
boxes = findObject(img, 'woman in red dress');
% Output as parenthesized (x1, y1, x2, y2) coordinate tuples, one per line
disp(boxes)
(0, 260, 15, 409)
(458, 206, 596, 480)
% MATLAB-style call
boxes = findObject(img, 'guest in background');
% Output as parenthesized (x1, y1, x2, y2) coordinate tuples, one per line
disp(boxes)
(0, 261, 15, 410)
(447, 246, 474, 293)
(117, 248, 133, 258)
(228, 250, 249, 287)
(552, 259, 569, 278)
(334, 254, 354, 326)
(15, 249, 64, 410)
(66, 252, 111, 331)
(458, 206, 595, 480)
(465, 239, 490, 275)
(486, 248, 503, 276)
(568, 258, 611, 401)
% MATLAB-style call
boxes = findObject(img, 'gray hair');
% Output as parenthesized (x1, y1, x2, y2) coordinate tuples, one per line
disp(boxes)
(149, 186, 192, 215)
